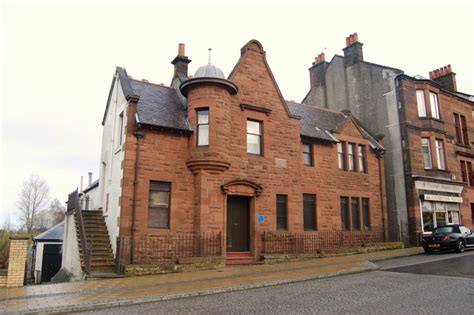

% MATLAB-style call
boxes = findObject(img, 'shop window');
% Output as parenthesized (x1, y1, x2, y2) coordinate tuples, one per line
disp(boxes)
(276, 194, 288, 230)
(148, 181, 171, 228)
(421, 201, 460, 233)
(447, 203, 460, 225)
(416, 90, 426, 117)
(303, 194, 317, 230)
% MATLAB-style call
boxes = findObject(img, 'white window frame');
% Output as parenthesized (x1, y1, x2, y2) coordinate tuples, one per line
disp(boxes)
(435, 139, 446, 170)
(416, 90, 426, 117)
(348, 143, 355, 171)
(197, 108, 209, 147)
(422, 138, 432, 169)
(337, 142, 345, 170)
(429, 92, 440, 119)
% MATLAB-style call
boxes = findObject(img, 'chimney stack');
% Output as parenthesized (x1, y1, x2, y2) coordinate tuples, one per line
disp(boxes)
(171, 43, 191, 78)
(309, 52, 328, 88)
(343, 32, 363, 67)
(88, 172, 92, 186)
(429, 64, 457, 92)
(80, 176, 83, 193)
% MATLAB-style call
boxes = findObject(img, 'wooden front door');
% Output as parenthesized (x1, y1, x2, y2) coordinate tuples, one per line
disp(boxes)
(227, 196, 250, 252)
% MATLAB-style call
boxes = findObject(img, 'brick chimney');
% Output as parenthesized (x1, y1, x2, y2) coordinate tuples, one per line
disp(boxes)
(429, 64, 457, 92)
(343, 33, 363, 67)
(171, 43, 191, 78)
(309, 52, 328, 87)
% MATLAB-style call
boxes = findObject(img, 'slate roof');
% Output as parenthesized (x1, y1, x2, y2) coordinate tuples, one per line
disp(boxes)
(83, 179, 99, 194)
(130, 80, 192, 132)
(287, 101, 384, 151)
(34, 221, 64, 242)
(109, 67, 383, 150)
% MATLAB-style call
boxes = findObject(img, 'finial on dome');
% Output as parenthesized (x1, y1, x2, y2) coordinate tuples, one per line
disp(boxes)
(208, 48, 212, 65)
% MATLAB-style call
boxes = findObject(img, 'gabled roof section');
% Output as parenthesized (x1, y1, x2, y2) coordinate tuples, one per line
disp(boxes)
(34, 221, 64, 242)
(102, 67, 138, 126)
(287, 101, 384, 151)
(228, 39, 299, 119)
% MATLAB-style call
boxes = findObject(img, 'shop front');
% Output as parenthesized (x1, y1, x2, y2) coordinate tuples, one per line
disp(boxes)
(415, 180, 464, 234)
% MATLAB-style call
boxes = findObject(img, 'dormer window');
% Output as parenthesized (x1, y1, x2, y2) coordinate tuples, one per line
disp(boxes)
(197, 109, 209, 146)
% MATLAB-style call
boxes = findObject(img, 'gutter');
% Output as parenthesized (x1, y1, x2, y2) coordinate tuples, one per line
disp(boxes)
(130, 128, 144, 264)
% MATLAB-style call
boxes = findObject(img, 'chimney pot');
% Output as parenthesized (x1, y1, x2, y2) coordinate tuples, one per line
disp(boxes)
(353, 33, 358, 42)
(346, 37, 350, 46)
(429, 64, 457, 92)
(178, 43, 185, 56)
(88, 172, 92, 186)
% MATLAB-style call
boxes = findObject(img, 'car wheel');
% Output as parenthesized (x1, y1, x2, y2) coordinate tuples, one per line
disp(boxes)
(456, 240, 465, 253)
(424, 248, 434, 254)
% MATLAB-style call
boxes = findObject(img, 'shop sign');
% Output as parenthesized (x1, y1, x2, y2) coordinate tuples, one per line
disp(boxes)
(423, 194, 462, 203)
(415, 181, 463, 193)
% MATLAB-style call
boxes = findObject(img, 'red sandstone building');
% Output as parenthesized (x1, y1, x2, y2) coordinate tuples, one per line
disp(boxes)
(79, 40, 386, 269)
(303, 33, 474, 244)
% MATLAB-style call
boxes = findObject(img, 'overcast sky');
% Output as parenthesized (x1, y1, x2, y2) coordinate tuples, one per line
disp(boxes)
(1, 0, 473, 227)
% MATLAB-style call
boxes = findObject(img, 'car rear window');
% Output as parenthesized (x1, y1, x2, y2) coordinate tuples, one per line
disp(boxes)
(433, 226, 454, 234)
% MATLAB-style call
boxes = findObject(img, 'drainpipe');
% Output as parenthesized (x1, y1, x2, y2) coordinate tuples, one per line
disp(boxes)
(130, 128, 144, 264)
(377, 150, 387, 241)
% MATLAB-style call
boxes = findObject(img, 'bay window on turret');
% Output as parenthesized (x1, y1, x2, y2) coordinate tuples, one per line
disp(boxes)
(197, 108, 209, 146)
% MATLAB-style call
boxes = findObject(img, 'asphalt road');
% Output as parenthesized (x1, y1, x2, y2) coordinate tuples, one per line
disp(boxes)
(80, 251, 474, 314)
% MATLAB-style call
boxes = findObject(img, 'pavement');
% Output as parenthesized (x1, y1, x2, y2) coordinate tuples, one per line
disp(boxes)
(0, 247, 423, 314)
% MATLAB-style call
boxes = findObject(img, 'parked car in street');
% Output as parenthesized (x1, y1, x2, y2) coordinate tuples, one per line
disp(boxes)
(422, 225, 474, 254)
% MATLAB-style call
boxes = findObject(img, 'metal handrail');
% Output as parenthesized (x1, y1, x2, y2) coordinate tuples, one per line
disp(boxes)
(69, 189, 92, 273)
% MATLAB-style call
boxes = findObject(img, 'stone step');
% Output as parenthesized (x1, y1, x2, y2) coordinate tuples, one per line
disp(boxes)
(225, 252, 257, 265)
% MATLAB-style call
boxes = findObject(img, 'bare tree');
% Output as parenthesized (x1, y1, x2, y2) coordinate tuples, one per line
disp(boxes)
(49, 198, 66, 224)
(17, 174, 50, 234)
(35, 198, 66, 230)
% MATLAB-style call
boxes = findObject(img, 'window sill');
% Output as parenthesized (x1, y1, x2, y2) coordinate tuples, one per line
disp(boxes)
(424, 167, 449, 171)
(419, 117, 444, 124)
(455, 143, 471, 149)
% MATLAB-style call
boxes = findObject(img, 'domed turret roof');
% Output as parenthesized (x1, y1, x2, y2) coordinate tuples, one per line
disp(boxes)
(194, 48, 225, 79)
